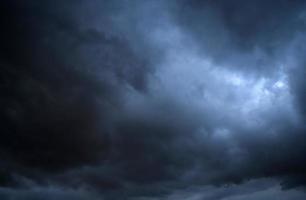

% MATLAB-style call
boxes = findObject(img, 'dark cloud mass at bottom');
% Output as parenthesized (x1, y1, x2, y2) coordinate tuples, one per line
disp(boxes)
(1, 0, 306, 199)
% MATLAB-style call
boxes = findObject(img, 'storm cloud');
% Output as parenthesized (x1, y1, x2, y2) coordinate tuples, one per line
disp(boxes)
(1, 0, 306, 199)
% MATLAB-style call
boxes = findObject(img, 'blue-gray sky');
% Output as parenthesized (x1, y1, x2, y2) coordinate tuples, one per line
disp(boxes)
(1, 0, 306, 199)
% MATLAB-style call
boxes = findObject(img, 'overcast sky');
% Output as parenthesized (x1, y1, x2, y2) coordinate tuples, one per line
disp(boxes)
(1, 0, 306, 199)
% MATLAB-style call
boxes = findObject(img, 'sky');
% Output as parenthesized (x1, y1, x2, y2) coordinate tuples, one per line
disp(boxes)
(1, 0, 306, 199)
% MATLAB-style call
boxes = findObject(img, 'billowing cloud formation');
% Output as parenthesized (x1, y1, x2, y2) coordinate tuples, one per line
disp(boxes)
(1, 0, 306, 199)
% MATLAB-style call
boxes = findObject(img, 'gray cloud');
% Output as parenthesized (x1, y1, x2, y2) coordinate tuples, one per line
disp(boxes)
(1, 0, 306, 199)
(0, 186, 102, 200)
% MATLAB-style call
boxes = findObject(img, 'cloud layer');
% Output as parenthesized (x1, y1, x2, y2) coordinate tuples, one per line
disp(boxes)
(1, 0, 306, 199)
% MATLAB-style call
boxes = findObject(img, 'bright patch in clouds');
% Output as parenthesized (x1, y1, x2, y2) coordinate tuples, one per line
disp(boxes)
(149, 24, 296, 130)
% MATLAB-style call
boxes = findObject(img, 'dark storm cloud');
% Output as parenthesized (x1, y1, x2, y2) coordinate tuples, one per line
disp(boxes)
(173, 0, 306, 74)
(166, 0, 306, 191)
(0, 0, 148, 179)
(0, 187, 102, 200)
(155, 179, 306, 200)
(1, 0, 306, 200)
(286, 34, 306, 118)
(176, 0, 306, 47)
